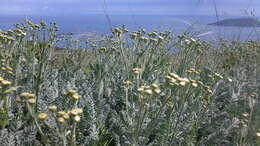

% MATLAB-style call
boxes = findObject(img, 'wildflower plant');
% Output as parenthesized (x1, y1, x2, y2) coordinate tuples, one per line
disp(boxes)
(0, 20, 259, 145)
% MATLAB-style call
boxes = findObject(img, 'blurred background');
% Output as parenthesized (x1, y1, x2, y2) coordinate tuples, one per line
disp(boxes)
(0, 0, 260, 41)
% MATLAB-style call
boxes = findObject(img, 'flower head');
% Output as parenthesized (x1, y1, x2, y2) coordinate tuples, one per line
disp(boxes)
(71, 93, 80, 100)
(69, 108, 83, 116)
(242, 113, 250, 118)
(48, 105, 57, 112)
(38, 113, 48, 120)
(74, 115, 81, 123)
(57, 111, 66, 117)
(20, 92, 35, 99)
(227, 78, 233, 83)
(1, 80, 11, 86)
(58, 117, 65, 124)
(151, 83, 159, 89)
(132, 68, 142, 75)
(137, 86, 145, 92)
(28, 98, 36, 105)
(169, 73, 179, 79)
(154, 88, 161, 94)
(179, 82, 187, 86)
(124, 81, 133, 87)
(144, 89, 153, 95)
(191, 83, 198, 88)
(63, 113, 70, 120)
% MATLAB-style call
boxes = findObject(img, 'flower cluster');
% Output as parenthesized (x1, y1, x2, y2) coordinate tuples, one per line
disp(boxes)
(0, 32, 15, 42)
(132, 68, 142, 76)
(0, 77, 12, 88)
(123, 80, 133, 87)
(19, 92, 36, 104)
(65, 90, 81, 101)
(166, 73, 202, 88)
(137, 83, 161, 95)
(186, 68, 200, 75)
(43, 107, 83, 123)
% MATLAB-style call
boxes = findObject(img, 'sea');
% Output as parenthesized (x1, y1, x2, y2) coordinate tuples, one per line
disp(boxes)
(0, 14, 260, 42)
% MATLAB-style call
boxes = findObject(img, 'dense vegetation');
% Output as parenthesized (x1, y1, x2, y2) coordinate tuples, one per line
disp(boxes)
(0, 20, 259, 146)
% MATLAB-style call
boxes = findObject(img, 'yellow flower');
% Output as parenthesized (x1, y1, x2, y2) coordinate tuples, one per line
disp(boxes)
(1, 80, 11, 86)
(27, 93, 36, 99)
(6, 71, 13, 75)
(1, 67, 6, 71)
(186, 70, 193, 74)
(242, 113, 250, 118)
(196, 81, 204, 86)
(207, 89, 213, 94)
(70, 108, 83, 116)
(137, 87, 145, 92)
(178, 77, 190, 83)
(28, 98, 36, 105)
(6, 66, 13, 71)
(169, 73, 179, 79)
(132, 68, 142, 75)
(140, 37, 149, 42)
(74, 115, 81, 123)
(189, 68, 196, 72)
(227, 78, 233, 82)
(144, 89, 153, 95)
(20, 92, 30, 99)
(169, 78, 177, 84)
(165, 75, 172, 81)
(63, 113, 70, 120)
(48, 105, 57, 112)
(204, 85, 210, 89)
(57, 111, 66, 117)
(191, 83, 198, 88)
(214, 73, 223, 79)
(71, 93, 80, 100)
(150, 83, 159, 89)
(0, 76, 3, 82)
(124, 81, 133, 86)
(38, 113, 48, 120)
(179, 82, 186, 86)
(130, 33, 137, 39)
(194, 70, 200, 75)
(154, 88, 161, 94)
(58, 117, 65, 124)
(67, 90, 77, 95)
(189, 79, 196, 83)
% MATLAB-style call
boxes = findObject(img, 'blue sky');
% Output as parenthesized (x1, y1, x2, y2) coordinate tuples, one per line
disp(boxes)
(0, 0, 259, 16)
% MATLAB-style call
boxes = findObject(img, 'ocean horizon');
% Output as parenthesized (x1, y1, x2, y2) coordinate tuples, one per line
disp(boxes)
(1, 14, 260, 41)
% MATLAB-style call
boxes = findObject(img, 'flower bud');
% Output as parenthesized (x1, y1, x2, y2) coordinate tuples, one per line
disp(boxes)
(58, 117, 65, 124)
(48, 105, 57, 112)
(28, 98, 36, 105)
(74, 115, 81, 123)
(38, 113, 48, 120)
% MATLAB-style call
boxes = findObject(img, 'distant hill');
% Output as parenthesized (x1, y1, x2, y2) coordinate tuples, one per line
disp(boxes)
(208, 18, 260, 27)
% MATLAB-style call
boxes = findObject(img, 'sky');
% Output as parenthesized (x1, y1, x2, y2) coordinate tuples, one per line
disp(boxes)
(0, 0, 259, 16)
